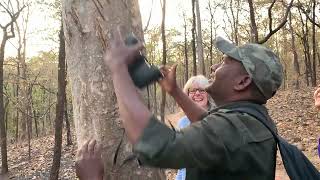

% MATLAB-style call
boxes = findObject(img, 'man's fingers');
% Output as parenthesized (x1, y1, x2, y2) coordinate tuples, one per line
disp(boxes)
(168, 64, 178, 79)
(76, 148, 83, 161)
(82, 139, 90, 154)
(314, 88, 320, 99)
(94, 143, 102, 157)
(88, 139, 97, 154)
(159, 66, 170, 76)
(111, 27, 124, 48)
(171, 64, 178, 74)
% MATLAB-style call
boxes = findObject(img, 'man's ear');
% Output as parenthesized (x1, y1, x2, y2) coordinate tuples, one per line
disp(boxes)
(234, 75, 252, 91)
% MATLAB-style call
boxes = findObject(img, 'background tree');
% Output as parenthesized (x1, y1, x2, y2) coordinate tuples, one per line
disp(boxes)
(195, 0, 205, 75)
(49, 23, 66, 180)
(0, 0, 25, 174)
(160, 0, 167, 123)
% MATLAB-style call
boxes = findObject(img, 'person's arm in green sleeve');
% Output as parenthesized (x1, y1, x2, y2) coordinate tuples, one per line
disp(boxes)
(133, 115, 229, 169)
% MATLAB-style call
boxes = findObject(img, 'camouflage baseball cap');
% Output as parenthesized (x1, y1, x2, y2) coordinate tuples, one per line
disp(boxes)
(214, 36, 283, 99)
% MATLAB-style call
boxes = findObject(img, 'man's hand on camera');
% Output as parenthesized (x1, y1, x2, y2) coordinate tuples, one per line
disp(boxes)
(76, 139, 104, 180)
(103, 27, 143, 74)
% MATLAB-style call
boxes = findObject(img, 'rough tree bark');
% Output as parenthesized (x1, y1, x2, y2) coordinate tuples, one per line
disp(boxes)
(62, 0, 164, 179)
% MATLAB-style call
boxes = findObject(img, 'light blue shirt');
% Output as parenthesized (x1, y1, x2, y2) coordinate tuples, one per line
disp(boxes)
(175, 116, 190, 180)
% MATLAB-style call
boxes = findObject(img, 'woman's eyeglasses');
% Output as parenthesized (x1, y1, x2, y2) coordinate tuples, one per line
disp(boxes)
(189, 88, 206, 95)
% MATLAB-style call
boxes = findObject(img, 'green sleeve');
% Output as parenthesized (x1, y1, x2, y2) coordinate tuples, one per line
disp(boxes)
(133, 115, 229, 170)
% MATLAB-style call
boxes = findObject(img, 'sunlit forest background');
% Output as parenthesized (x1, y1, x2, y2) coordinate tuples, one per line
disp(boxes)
(0, 0, 319, 179)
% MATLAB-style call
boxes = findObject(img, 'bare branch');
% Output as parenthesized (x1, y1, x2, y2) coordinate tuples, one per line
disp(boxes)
(258, 0, 294, 44)
(268, 0, 277, 32)
(143, 0, 154, 32)
(295, 2, 320, 28)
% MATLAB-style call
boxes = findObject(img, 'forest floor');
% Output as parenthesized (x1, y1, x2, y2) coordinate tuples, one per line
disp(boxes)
(1, 87, 320, 179)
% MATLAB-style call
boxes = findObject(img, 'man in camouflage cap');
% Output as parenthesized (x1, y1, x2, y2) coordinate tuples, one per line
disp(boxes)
(104, 31, 283, 180)
(213, 36, 283, 101)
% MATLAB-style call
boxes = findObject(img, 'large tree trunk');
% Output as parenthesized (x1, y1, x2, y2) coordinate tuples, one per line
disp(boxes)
(49, 24, 66, 180)
(62, 1, 164, 179)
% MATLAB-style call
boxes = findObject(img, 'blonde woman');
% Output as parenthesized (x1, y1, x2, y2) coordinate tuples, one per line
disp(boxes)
(175, 75, 215, 180)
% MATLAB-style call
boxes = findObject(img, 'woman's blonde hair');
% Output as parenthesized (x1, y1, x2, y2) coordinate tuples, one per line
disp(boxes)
(183, 75, 216, 110)
(183, 75, 210, 94)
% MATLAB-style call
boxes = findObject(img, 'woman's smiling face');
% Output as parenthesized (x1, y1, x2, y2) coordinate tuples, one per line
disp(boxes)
(188, 82, 209, 109)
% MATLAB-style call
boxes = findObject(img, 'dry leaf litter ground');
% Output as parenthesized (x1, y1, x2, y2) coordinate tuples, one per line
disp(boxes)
(1, 88, 320, 179)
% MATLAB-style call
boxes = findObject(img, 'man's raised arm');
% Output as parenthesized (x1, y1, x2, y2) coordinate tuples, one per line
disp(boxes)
(104, 29, 151, 144)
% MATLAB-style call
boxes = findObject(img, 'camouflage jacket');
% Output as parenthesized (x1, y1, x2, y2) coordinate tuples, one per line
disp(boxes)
(133, 101, 277, 180)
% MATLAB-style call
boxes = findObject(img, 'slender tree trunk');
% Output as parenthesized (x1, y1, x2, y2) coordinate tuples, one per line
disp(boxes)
(311, 0, 316, 86)
(0, 32, 9, 174)
(191, 0, 197, 76)
(195, 0, 205, 75)
(62, 0, 165, 179)
(42, 89, 46, 134)
(16, 22, 28, 140)
(15, 62, 20, 141)
(153, 83, 157, 115)
(299, 9, 310, 86)
(305, 19, 312, 86)
(27, 108, 31, 159)
(208, 0, 215, 68)
(183, 15, 189, 83)
(64, 73, 72, 145)
(147, 85, 151, 109)
(34, 110, 38, 137)
(160, 0, 167, 123)
(49, 24, 66, 180)
(48, 95, 51, 130)
(288, 11, 300, 89)
(248, 0, 258, 42)
(4, 99, 9, 136)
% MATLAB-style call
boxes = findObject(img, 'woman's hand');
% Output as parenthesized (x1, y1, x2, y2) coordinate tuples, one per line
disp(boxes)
(314, 87, 320, 110)
(158, 64, 178, 95)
